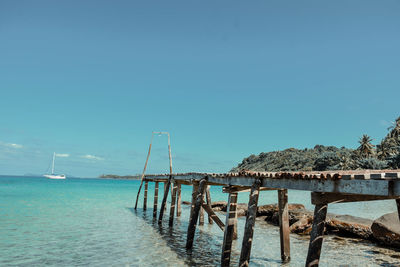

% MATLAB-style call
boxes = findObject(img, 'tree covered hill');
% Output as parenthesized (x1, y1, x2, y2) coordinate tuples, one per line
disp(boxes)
(232, 117, 400, 172)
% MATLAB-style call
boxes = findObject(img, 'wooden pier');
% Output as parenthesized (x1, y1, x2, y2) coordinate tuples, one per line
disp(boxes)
(135, 170, 400, 266)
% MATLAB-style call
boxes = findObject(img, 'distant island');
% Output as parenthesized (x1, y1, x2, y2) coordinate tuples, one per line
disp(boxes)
(99, 174, 141, 179)
(232, 116, 400, 172)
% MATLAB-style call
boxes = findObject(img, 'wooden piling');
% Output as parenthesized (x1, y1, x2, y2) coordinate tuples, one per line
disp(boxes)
(189, 183, 199, 219)
(396, 199, 400, 222)
(163, 182, 168, 212)
(305, 201, 328, 267)
(205, 186, 213, 224)
(278, 189, 290, 262)
(221, 191, 238, 267)
(186, 179, 207, 249)
(158, 176, 172, 224)
(239, 179, 261, 267)
(153, 181, 159, 218)
(169, 182, 178, 226)
(199, 194, 205, 226)
(176, 183, 182, 217)
(143, 181, 148, 211)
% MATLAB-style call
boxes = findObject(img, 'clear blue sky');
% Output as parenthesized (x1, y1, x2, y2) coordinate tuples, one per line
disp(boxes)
(1, 0, 399, 177)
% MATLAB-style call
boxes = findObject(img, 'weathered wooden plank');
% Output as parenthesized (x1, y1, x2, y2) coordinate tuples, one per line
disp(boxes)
(311, 192, 400, 205)
(209, 176, 392, 196)
(143, 181, 148, 211)
(239, 179, 261, 267)
(278, 189, 290, 262)
(176, 183, 182, 217)
(153, 181, 159, 218)
(205, 186, 213, 224)
(305, 201, 328, 267)
(158, 176, 171, 224)
(202, 203, 224, 231)
(145, 174, 395, 196)
(169, 182, 178, 226)
(186, 179, 207, 249)
(221, 192, 238, 267)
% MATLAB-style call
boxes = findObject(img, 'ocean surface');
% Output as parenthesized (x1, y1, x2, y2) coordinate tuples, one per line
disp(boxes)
(1, 176, 400, 266)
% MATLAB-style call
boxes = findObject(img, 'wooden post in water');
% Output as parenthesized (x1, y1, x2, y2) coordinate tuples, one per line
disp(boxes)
(396, 199, 400, 222)
(189, 183, 199, 219)
(239, 179, 261, 267)
(169, 181, 178, 226)
(134, 134, 154, 209)
(186, 179, 207, 249)
(143, 181, 148, 210)
(205, 186, 213, 224)
(176, 183, 182, 217)
(158, 176, 172, 224)
(221, 191, 238, 267)
(305, 198, 328, 267)
(153, 181, 159, 218)
(163, 182, 168, 212)
(278, 189, 290, 262)
(199, 193, 205, 225)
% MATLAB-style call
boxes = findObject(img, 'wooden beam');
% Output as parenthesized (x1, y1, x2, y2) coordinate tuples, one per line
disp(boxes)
(186, 179, 207, 249)
(158, 176, 171, 224)
(223, 186, 276, 193)
(169, 182, 178, 226)
(239, 179, 261, 267)
(278, 189, 290, 262)
(176, 183, 182, 217)
(205, 186, 213, 224)
(202, 203, 224, 231)
(305, 201, 328, 267)
(146, 173, 398, 197)
(143, 181, 148, 211)
(153, 181, 159, 218)
(221, 192, 238, 267)
(311, 192, 400, 205)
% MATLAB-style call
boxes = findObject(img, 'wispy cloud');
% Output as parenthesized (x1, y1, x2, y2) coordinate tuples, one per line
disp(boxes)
(0, 141, 23, 149)
(81, 154, 104, 160)
(56, 153, 70, 157)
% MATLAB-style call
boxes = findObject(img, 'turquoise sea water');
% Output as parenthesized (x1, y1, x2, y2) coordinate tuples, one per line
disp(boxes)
(1, 176, 400, 266)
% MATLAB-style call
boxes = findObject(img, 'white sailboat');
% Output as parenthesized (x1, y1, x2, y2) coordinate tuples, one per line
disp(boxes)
(44, 152, 66, 179)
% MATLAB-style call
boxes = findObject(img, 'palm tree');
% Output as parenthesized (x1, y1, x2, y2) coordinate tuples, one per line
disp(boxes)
(377, 137, 397, 160)
(388, 116, 400, 139)
(357, 134, 375, 158)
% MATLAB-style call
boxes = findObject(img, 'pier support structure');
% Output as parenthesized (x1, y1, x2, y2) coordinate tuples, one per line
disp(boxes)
(153, 181, 159, 218)
(239, 179, 261, 267)
(221, 191, 238, 267)
(278, 189, 290, 262)
(186, 179, 207, 249)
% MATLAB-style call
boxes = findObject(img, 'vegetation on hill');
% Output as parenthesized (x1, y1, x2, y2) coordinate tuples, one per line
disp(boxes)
(232, 116, 400, 172)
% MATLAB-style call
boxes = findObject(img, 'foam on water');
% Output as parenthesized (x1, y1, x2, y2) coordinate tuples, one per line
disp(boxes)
(1, 176, 400, 266)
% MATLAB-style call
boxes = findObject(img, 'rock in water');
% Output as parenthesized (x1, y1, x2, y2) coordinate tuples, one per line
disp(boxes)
(326, 214, 373, 239)
(371, 212, 400, 247)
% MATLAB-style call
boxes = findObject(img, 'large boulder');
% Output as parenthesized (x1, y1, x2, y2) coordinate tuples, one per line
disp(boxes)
(326, 214, 373, 239)
(257, 204, 305, 217)
(211, 201, 227, 211)
(371, 212, 400, 247)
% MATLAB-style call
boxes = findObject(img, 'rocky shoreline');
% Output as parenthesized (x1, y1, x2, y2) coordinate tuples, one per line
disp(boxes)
(192, 201, 400, 248)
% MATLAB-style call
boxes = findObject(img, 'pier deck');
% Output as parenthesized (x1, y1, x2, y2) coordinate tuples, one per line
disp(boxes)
(136, 170, 400, 266)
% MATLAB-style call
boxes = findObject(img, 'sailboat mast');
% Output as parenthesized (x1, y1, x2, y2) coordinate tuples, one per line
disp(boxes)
(52, 152, 55, 174)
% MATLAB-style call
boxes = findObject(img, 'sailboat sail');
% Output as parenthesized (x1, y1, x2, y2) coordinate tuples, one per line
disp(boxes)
(44, 152, 66, 179)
